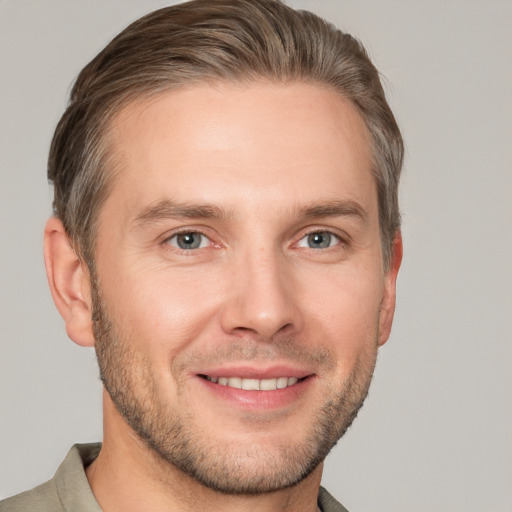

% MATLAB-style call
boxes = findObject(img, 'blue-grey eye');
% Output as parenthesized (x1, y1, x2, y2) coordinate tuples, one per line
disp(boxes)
(168, 232, 209, 250)
(298, 231, 339, 249)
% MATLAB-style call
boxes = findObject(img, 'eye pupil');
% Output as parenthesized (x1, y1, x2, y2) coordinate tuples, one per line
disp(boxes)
(307, 232, 331, 249)
(177, 232, 201, 249)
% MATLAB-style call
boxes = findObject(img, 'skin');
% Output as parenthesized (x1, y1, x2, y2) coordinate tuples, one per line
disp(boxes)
(44, 81, 402, 512)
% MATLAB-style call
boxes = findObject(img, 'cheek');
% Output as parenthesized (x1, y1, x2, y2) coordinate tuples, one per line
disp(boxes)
(303, 264, 384, 354)
(100, 263, 224, 355)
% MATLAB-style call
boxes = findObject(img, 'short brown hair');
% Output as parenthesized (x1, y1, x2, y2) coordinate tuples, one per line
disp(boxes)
(49, 0, 403, 268)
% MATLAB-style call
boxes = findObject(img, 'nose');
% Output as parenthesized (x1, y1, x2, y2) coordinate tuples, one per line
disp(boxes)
(220, 249, 302, 340)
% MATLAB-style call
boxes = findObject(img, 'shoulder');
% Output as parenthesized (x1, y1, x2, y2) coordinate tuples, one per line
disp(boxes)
(0, 479, 63, 512)
(0, 443, 102, 512)
(318, 486, 351, 512)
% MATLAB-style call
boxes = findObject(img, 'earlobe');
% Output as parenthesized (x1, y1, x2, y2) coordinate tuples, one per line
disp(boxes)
(43, 217, 95, 347)
(378, 231, 403, 347)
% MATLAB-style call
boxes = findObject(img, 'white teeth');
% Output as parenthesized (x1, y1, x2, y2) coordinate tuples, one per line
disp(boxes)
(276, 377, 289, 389)
(259, 378, 277, 390)
(205, 375, 301, 391)
(241, 378, 260, 390)
(228, 377, 242, 389)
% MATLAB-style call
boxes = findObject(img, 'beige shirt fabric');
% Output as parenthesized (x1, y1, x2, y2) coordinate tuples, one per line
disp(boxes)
(0, 444, 349, 512)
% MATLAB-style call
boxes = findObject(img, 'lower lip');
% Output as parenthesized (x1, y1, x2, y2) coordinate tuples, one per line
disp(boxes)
(196, 376, 313, 410)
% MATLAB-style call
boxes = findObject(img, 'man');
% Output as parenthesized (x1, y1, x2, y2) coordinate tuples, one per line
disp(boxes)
(1, 0, 403, 510)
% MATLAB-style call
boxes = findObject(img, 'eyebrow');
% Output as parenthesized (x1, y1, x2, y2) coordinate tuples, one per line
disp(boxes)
(131, 199, 228, 228)
(131, 198, 368, 229)
(297, 199, 368, 224)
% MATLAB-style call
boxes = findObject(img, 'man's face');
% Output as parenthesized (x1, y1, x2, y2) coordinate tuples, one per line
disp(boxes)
(90, 82, 399, 493)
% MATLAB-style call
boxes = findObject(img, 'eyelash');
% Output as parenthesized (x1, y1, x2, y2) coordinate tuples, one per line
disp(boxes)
(161, 227, 347, 254)
(163, 230, 215, 252)
(296, 230, 343, 250)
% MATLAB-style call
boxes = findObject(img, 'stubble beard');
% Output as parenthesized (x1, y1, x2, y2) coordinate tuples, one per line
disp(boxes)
(90, 274, 378, 495)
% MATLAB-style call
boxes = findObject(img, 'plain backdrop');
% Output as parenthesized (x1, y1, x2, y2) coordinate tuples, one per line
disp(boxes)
(1, 1, 511, 511)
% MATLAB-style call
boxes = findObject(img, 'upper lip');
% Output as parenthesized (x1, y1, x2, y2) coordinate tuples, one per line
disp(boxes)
(194, 365, 314, 380)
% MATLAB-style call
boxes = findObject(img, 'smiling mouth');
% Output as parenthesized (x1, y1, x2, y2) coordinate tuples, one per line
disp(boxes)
(199, 375, 306, 391)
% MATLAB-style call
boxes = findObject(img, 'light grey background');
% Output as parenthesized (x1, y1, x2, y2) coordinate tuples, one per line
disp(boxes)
(1, 1, 511, 511)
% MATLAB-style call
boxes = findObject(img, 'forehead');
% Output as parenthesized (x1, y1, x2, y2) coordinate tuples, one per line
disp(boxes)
(103, 81, 375, 221)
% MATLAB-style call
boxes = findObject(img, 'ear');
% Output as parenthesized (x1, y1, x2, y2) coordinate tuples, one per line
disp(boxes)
(44, 217, 95, 347)
(378, 231, 403, 347)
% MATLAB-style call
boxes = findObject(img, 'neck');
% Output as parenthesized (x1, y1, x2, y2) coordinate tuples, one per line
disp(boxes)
(86, 391, 323, 512)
